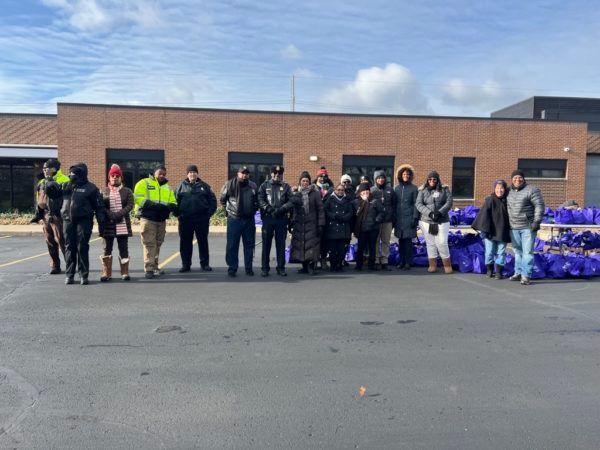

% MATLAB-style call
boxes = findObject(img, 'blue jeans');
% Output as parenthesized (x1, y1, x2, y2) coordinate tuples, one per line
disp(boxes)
(510, 228, 536, 278)
(226, 216, 256, 273)
(483, 238, 507, 266)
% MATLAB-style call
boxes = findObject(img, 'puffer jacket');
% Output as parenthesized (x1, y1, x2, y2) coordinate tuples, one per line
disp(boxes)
(507, 182, 545, 230)
(45, 163, 105, 223)
(370, 183, 395, 223)
(258, 179, 293, 219)
(324, 194, 354, 240)
(220, 178, 258, 219)
(175, 179, 217, 219)
(416, 184, 453, 224)
(353, 197, 385, 234)
(289, 185, 325, 263)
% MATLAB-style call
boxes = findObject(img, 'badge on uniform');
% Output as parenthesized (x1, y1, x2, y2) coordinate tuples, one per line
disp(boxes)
(433, 192, 440, 198)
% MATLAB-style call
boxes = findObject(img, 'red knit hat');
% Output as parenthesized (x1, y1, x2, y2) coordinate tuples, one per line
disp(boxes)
(108, 163, 123, 178)
(316, 166, 328, 177)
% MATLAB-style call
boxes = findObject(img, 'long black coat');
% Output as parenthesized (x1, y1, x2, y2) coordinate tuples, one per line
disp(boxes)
(324, 195, 354, 240)
(393, 182, 418, 239)
(289, 186, 325, 263)
(472, 194, 511, 243)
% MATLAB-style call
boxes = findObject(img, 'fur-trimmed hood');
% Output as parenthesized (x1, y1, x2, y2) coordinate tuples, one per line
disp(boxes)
(396, 164, 415, 183)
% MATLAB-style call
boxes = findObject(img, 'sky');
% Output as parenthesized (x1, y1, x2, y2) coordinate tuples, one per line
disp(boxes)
(1, 0, 600, 117)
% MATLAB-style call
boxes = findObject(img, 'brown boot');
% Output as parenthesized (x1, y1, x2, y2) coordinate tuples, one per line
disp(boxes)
(100, 255, 112, 282)
(428, 258, 437, 273)
(119, 257, 130, 281)
(442, 257, 453, 274)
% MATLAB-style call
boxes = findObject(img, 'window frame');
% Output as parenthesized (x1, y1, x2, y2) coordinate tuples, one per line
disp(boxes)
(227, 152, 283, 186)
(517, 158, 567, 179)
(342, 155, 395, 186)
(452, 157, 476, 200)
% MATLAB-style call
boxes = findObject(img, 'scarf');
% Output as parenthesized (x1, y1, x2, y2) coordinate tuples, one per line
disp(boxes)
(354, 199, 369, 235)
(108, 184, 128, 235)
(300, 185, 311, 214)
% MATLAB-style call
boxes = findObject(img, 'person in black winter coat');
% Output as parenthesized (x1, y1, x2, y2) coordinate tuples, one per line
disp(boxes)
(393, 164, 419, 270)
(175, 165, 217, 273)
(370, 169, 396, 270)
(220, 166, 259, 277)
(353, 184, 385, 271)
(472, 180, 511, 279)
(324, 184, 354, 272)
(45, 162, 105, 285)
(289, 172, 325, 275)
(258, 165, 293, 277)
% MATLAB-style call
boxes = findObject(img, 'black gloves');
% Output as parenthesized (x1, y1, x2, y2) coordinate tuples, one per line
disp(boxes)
(412, 217, 420, 228)
(287, 223, 293, 234)
(429, 211, 442, 222)
(429, 212, 436, 220)
(531, 221, 541, 232)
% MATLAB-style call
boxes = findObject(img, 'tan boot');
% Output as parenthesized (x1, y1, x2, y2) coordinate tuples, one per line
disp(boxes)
(428, 258, 437, 273)
(119, 257, 130, 281)
(442, 257, 453, 274)
(100, 255, 112, 282)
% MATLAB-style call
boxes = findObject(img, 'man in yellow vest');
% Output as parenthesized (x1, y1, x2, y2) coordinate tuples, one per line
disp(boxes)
(134, 165, 177, 279)
(31, 159, 70, 274)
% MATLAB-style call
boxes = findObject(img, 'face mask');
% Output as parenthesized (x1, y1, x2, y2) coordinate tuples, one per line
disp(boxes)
(69, 174, 79, 183)
(321, 182, 330, 190)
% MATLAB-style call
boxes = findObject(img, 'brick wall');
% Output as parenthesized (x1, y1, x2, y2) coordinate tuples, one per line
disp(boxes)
(57, 104, 588, 208)
(0, 114, 57, 145)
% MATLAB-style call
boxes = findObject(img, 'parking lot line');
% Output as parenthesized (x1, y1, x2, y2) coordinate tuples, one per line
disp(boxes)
(157, 239, 196, 270)
(0, 237, 102, 268)
(0, 235, 11, 239)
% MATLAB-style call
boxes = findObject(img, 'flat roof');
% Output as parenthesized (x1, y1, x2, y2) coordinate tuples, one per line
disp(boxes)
(57, 102, 586, 125)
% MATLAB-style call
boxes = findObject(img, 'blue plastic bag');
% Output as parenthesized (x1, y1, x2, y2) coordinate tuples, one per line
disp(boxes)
(502, 253, 515, 277)
(544, 253, 567, 279)
(471, 252, 486, 274)
(554, 208, 574, 225)
(531, 253, 547, 279)
(345, 243, 357, 262)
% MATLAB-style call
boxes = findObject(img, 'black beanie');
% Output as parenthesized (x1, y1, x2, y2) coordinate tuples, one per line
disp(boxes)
(44, 159, 60, 170)
(154, 164, 167, 172)
(186, 164, 198, 173)
(299, 171, 311, 183)
(357, 184, 371, 194)
(427, 171, 440, 180)
(511, 169, 525, 179)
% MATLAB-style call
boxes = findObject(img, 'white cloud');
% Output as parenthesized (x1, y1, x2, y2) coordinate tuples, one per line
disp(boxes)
(281, 44, 302, 60)
(41, 0, 164, 32)
(441, 78, 505, 109)
(320, 63, 432, 114)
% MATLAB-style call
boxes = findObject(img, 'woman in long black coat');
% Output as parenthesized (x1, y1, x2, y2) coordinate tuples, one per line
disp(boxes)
(290, 171, 325, 275)
(324, 184, 354, 272)
(393, 164, 419, 270)
(472, 179, 511, 279)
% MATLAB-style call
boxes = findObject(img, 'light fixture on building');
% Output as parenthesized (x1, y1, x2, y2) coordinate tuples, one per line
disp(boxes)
(309, 155, 319, 162)
(564, 147, 571, 152)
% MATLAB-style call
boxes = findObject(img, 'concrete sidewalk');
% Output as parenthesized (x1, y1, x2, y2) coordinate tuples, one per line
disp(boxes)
(0, 224, 231, 236)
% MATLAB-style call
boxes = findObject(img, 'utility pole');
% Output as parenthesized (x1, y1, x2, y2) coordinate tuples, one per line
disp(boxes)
(291, 75, 296, 112)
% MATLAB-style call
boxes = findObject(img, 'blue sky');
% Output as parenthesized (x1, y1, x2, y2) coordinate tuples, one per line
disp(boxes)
(1, 0, 599, 116)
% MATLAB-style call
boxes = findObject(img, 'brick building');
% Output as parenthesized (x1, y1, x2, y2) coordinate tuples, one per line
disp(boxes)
(0, 101, 592, 212)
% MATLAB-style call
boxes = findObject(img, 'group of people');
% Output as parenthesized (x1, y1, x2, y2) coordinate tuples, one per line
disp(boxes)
(32, 159, 545, 286)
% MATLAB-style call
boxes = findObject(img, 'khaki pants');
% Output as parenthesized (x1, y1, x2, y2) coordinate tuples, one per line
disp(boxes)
(375, 222, 393, 264)
(140, 218, 166, 272)
(43, 216, 65, 268)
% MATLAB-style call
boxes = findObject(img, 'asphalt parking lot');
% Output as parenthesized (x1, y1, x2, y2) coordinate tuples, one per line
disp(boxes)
(1, 233, 600, 449)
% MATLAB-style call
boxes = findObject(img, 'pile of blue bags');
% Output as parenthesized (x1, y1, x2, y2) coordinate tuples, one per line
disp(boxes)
(346, 231, 600, 279)
(543, 206, 600, 225)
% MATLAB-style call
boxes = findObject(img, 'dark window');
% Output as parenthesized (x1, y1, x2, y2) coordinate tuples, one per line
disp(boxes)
(106, 149, 165, 189)
(228, 152, 283, 187)
(452, 157, 475, 199)
(342, 155, 395, 187)
(0, 159, 42, 213)
(518, 159, 567, 178)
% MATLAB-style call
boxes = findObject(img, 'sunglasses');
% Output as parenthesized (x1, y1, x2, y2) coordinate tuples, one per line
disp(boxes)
(427, 178, 438, 181)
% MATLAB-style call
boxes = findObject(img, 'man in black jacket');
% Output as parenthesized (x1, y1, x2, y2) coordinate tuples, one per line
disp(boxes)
(175, 165, 217, 273)
(258, 165, 293, 277)
(370, 169, 396, 270)
(220, 166, 259, 277)
(45, 163, 105, 285)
